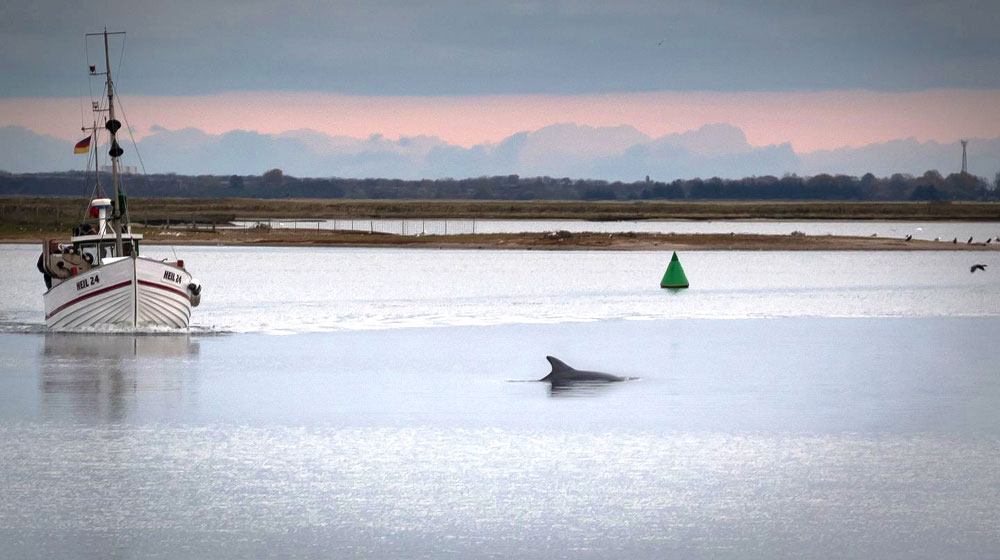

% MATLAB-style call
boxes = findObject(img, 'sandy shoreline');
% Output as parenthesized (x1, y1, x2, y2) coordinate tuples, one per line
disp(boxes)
(4, 229, 998, 251)
(4, 198, 998, 251)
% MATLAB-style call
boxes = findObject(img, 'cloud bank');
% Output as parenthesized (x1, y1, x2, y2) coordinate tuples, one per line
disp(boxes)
(2, 123, 997, 181)
(5, 89, 999, 154)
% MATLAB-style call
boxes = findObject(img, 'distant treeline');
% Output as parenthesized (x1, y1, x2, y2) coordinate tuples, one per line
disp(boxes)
(0, 168, 996, 202)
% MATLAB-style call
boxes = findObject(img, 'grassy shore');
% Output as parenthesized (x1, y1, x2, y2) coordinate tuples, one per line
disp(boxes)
(2, 196, 1000, 226)
(2, 197, 998, 250)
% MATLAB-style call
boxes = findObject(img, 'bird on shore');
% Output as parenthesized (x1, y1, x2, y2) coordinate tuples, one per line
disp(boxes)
(905, 234, 912, 241)
(971, 264, 987, 273)
(968, 237, 974, 244)
(953, 238, 958, 244)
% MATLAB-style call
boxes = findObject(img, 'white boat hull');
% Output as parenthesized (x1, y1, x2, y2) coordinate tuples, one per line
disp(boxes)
(44, 257, 193, 330)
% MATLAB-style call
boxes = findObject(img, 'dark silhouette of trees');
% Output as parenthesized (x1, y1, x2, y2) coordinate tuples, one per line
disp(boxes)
(944, 172, 982, 199)
(1, 170, 996, 202)
(580, 186, 616, 200)
(886, 173, 912, 200)
(910, 185, 942, 201)
(639, 181, 684, 199)
(262, 168, 284, 187)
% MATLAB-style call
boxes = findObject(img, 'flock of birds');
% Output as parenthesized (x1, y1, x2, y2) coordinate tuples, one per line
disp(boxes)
(915, 235, 997, 245)
(896, 234, 992, 274)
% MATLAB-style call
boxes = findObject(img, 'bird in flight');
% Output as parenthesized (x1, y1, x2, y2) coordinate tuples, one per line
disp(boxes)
(970, 264, 987, 273)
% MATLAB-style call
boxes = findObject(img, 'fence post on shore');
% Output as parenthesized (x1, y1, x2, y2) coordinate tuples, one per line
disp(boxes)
(422, 220, 425, 235)
(370, 220, 373, 233)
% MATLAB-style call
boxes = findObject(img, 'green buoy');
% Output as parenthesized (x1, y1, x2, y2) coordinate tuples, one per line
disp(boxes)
(660, 251, 689, 289)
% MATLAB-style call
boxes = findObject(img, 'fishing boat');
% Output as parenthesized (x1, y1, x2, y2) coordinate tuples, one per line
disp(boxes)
(37, 29, 202, 330)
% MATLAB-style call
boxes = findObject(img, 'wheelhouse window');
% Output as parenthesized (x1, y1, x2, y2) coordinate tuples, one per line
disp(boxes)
(75, 240, 140, 263)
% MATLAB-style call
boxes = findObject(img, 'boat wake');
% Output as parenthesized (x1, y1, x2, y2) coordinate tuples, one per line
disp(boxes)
(0, 321, 225, 336)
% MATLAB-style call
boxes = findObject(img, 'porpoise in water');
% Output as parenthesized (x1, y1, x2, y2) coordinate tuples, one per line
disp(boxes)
(539, 356, 638, 386)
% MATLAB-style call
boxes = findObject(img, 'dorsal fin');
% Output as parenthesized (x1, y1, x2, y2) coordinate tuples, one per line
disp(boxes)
(546, 356, 574, 374)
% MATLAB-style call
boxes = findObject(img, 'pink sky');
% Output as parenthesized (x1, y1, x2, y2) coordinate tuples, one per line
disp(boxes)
(3, 89, 999, 152)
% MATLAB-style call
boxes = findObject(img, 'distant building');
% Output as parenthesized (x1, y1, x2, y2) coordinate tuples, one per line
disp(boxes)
(101, 165, 138, 174)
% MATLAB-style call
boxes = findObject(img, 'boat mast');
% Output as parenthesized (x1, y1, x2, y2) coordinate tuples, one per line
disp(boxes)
(102, 28, 125, 257)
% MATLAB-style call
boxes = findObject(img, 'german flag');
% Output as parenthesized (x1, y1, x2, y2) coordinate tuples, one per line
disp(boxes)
(73, 135, 91, 154)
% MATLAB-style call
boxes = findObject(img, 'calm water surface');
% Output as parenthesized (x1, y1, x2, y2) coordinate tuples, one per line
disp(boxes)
(1, 243, 998, 559)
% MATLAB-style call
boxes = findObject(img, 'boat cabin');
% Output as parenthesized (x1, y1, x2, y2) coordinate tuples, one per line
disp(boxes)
(37, 198, 143, 288)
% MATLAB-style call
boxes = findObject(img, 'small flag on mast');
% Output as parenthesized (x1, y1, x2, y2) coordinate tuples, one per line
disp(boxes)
(73, 135, 91, 154)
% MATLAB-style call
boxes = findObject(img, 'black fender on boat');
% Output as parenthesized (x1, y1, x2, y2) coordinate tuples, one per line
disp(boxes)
(187, 279, 203, 307)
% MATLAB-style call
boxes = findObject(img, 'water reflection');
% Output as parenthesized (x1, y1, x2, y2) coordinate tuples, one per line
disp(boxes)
(548, 379, 625, 398)
(41, 333, 199, 422)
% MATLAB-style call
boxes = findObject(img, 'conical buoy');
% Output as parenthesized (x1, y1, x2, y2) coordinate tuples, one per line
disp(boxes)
(660, 251, 689, 289)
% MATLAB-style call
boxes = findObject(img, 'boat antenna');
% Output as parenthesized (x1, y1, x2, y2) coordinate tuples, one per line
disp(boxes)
(88, 28, 127, 257)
